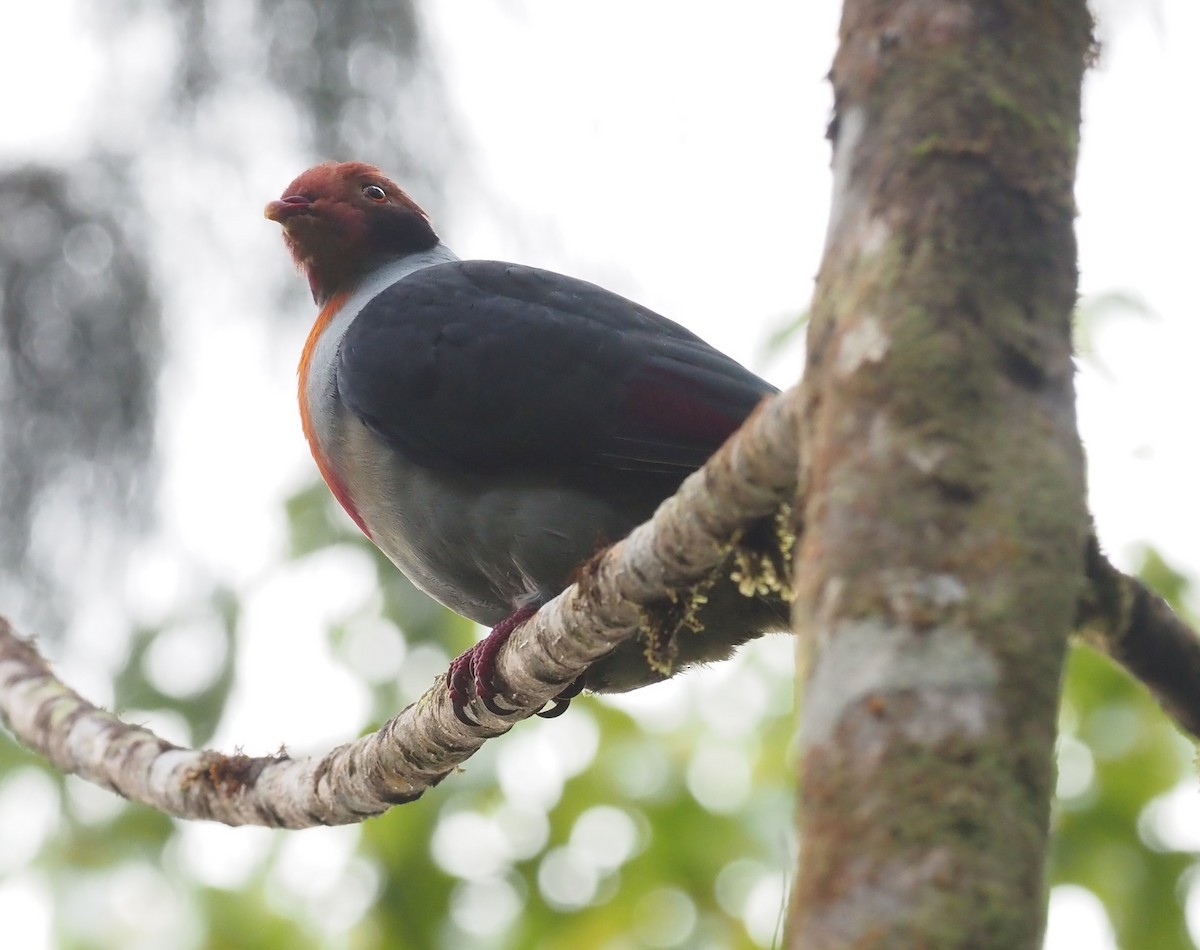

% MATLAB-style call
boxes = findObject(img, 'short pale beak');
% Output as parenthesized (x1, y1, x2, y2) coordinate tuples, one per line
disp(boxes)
(264, 195, 312, 222)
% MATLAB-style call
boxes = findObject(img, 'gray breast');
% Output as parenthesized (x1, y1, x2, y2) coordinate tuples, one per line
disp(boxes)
(336, 419, 633, 624)
(302, 246, 631, 624)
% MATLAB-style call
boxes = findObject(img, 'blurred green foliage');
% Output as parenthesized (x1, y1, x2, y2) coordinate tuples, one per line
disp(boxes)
(1050, 547, 1199, 950)
(2, 482, 796, 949)
(0, 4, 1193, 946)
(4, 479, 1198, 949)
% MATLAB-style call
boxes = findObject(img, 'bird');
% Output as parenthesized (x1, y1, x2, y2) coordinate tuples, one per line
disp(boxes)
(265, 161, 785, 722)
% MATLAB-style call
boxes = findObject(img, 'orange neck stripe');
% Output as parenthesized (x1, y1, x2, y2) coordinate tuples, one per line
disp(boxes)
(297, 292, 371, 537)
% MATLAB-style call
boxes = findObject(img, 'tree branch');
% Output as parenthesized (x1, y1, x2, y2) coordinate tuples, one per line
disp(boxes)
(1079, 535, 1200, 741)
(787, 1, 1094, 945)
(0, 387, 801, 827)
(1, 329, 1197, 839)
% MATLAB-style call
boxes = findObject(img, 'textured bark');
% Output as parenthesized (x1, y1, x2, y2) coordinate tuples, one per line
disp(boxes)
(0, 388, 799, 827)
(788, 2, 1092, 948)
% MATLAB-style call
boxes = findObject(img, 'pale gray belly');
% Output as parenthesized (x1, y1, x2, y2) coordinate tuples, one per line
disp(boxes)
(336, 420, 632, 625)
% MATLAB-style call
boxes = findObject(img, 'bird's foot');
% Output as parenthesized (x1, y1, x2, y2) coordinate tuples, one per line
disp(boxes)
(448, 605, 537, 724)
(447, 606, 586, 725)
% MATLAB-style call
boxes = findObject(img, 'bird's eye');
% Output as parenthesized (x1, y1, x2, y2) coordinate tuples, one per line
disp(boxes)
(362, 184, 387, 202)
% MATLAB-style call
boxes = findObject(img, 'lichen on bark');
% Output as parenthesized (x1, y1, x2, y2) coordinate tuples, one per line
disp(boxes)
(789, 2, 1094, 947)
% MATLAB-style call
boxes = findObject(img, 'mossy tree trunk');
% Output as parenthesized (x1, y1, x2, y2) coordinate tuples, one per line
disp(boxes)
(788, 2, 1093, 947)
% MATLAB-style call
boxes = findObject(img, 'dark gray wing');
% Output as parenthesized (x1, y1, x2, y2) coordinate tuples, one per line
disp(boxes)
(336, 260, 777, 476)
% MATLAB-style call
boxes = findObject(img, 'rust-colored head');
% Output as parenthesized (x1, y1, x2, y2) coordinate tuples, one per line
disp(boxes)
(265, 161, 439, 303)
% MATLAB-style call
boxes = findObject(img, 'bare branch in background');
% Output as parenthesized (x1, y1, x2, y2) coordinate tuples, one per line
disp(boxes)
(1079, 535, 1200, 740)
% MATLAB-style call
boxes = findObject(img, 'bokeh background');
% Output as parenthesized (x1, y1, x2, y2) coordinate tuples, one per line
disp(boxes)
(0, 2, 1196, 948)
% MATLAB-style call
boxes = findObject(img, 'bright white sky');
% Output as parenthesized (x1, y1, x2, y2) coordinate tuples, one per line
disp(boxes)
(0, 1, 1196, 948)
